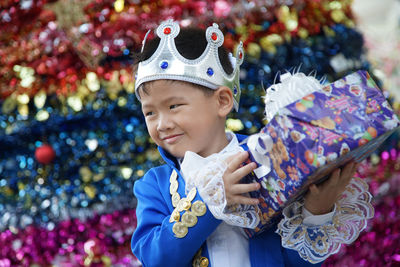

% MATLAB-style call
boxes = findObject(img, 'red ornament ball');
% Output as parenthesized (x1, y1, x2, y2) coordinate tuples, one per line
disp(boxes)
(35, 144, 56, 164)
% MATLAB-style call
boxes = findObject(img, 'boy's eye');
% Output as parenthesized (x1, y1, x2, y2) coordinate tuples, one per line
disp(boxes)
(144, 111, 154, 117)
(170, 104, 181, 109)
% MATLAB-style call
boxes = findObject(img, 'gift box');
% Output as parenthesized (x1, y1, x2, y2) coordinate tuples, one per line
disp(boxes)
(243, 70, 400, 237)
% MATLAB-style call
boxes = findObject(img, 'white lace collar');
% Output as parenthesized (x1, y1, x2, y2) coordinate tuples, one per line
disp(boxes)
(180, 132, 242, 183)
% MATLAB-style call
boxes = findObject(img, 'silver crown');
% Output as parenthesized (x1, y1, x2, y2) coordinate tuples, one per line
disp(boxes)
(134, 20, 244, 111)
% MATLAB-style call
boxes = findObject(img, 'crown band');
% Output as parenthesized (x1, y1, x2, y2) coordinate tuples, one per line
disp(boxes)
(134, 20, 244, 111)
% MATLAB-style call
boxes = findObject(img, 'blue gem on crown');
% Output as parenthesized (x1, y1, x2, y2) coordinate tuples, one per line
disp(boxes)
(160, 61, 169, 69)
(207, 68, 214, 76)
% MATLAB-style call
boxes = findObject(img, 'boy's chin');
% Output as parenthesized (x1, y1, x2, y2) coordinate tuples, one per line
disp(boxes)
(163, 147, 185, 159)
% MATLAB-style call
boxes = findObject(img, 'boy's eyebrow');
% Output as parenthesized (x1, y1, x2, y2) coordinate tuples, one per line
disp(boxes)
(162, 96, 186, 103)
(142, 96, 186, 109)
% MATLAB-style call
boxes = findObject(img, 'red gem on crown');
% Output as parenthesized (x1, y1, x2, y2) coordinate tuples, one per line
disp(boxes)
(239, 51, 243, 59)
(211, 32, 218, 41)
(164, 27, 171, 34)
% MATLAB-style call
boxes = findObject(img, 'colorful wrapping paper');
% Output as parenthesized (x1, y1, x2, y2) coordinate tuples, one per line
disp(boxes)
(243, 70, 400, 237)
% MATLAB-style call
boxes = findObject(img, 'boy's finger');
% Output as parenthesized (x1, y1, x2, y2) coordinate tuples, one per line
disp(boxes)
(327, 168, 341, 187)
(309, 184, 319, 195)
(231, 161, 257, 183)
(340, 161, 355, 184)
(230, 195, 259, 206)
(225, 151, 249, 173)
(352, 162, 360, 175)
(341, 161, 355, 177)
(231, 183, 260, 195)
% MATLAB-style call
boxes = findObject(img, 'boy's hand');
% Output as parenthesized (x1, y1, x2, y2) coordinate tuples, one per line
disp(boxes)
(223, 151, 260, 206)
(304, 161, 360, 215)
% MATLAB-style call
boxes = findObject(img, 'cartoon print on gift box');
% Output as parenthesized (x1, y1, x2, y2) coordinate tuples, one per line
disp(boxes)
(321, 84, 332, 96)
(349, 84, 363, 97)
(317, 146, 327, 165)
(340, 142, 350, 155)
(334, 116, 343, 125)
(295, 94, 315, 112)
(326, 152, 338, 163)
(296, 157, 310, 175)
(269, 138, 289, 179)
(321, 128, 345, 146)
(382, 101, 395, 112)
(311, 116, 336, 130)
(290, 130, 306, 143)
(383, 114, 400, 130)
(366, 99, 381, 114)
(299, 122, 319, 140)
(358, 126, 378, 146)
(261, 177, 287, 206)
(326, 94, 358, 114)
(256, 198, 276, 225)
(351, 124, 365, 139)
(266, 125, 277, 138)
(286, 165, 299, 182)
(334, 78, 346, 88)
(346, 72, 362, 85)
(366, 75, 379, 89)
(317, 145, 324, 156)
(276, 116, 294, 138)
(304, 149, 326, 168)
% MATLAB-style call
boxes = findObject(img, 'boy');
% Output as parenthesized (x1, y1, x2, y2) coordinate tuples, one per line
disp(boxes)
(131, 20, 365, 267)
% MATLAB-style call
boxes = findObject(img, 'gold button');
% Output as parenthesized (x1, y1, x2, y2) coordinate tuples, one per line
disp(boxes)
(187, 187, 197, 201)
(172, 222, 188, 238)
(171, 192, 181, 208)
(169, 179, 178, 195)
(199, 257, 209, 267)
(177, 198, 191, 212)
(169, 170, 177, 182)
(191, 200, 206, 216)
(169, 209, 180, 223)
(181, 211, 198, 227)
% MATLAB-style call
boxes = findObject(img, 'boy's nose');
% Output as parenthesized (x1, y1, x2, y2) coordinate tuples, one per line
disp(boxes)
(157, 113, 174, 132)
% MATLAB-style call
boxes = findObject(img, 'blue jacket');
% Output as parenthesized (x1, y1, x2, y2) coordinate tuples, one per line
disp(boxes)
(131, 134, 323, 267)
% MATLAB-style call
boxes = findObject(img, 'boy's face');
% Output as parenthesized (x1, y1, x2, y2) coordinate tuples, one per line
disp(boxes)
(140, 80, 227, 158)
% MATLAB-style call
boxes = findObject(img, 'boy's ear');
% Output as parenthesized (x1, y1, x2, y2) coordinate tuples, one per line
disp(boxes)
(215, 86, 234, 117)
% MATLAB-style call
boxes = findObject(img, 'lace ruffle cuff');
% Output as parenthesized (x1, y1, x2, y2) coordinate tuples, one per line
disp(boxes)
(181, 152, 260, 229)
(275, 177, 374, 263)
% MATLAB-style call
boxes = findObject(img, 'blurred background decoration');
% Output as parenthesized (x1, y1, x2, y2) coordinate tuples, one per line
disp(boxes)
(0, 0, 399, 266)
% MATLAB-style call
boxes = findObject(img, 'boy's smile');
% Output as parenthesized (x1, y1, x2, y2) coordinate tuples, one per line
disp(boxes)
(162, 133, 184, 144)
(140, 80, 230, 158)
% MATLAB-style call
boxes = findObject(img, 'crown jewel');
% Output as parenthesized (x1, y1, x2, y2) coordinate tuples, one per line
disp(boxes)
(135, 20, 244, 111)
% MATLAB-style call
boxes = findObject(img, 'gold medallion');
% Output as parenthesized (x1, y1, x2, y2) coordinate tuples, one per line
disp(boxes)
(181, 211, 198, 227)
(171, 192, 181, 208)
(169, 170, 177, 182)
(172, 222, 188, 238)
(191, 201, 206, 216)
(169, 179, 178, 195)
(169, 209, 180, 223)
(199, 257, 209, 267)
(187, 187, 197, 201)
(177, 198, 191, 212)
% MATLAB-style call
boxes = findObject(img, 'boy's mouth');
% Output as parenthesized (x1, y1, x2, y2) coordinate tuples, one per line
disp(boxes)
(162, 134, 183, 144)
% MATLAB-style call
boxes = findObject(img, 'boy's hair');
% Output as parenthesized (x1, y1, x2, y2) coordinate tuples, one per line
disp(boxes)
(134, 27, 234, 98)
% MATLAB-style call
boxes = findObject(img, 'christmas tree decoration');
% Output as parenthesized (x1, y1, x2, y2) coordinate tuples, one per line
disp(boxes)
(35, 144, 56, 164)
(0, 0, 399, 266)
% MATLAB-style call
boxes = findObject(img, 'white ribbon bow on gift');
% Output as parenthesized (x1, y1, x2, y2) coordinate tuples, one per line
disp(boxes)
(245, 133, 274, 178)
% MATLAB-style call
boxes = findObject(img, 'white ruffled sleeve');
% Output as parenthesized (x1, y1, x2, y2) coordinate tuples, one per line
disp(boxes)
(276, 177, 374, 263)
(180, 151, 260, 229)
